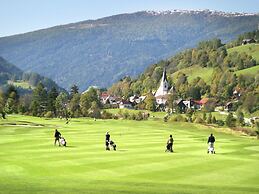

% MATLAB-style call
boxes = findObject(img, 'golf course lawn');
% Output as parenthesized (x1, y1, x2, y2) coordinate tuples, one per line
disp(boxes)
(0, 115, 259, 194)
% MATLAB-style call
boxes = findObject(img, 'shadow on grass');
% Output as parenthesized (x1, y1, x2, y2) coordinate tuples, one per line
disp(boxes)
(117, 149, 128, 152)
(64, 145, 77, 148)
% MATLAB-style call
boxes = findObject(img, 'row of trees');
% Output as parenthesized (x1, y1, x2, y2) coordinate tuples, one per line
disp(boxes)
(0, 83, 102, 119)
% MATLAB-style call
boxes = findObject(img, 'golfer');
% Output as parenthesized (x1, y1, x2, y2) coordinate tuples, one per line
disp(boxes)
(54, 129, 61, 146)
(105, 132, 110, 150)
(166, 135, 174, 152)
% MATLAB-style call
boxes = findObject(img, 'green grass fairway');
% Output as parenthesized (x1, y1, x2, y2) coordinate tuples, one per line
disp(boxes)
(1, 115, 259, 194)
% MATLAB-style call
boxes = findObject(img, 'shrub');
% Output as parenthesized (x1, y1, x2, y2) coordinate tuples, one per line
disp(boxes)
(122, 111, 130, 119)
(44, 111, 54, 118)
(212, 116, 217, 124)
(194, 116, 204, 124)
(170, 115, 187, 122)
(216, 120, 224, 126)
(225, 113, 236, 127)
(136, 111, 144, 121)
(130, 113, 136, 120)
(101, 110, 113, 119)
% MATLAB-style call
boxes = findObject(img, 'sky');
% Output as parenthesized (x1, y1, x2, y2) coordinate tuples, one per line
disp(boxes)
(1, 0, 259, 37)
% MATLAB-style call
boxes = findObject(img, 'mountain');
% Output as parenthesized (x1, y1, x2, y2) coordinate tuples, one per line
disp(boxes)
(0, 56, 64, 93)
(0, 10, 259, 90)
(0, 56, 22, 77)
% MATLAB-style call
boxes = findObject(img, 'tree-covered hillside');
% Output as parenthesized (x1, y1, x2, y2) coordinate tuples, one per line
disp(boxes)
(0, 56, 64, 94)
(0, 10, 259, 90)
(108, 32, 259, 114)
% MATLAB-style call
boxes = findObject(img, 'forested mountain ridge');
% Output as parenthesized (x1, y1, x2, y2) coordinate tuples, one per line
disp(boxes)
(0, 10, 259, 90)
(0, 56, 64, 93)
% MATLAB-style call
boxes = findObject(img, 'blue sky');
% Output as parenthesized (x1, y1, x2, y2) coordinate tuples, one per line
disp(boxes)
(1, 0, 259, 37)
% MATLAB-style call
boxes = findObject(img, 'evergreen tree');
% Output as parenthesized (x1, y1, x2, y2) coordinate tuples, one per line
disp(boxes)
(207, 112, 212, 124)
(225, 113, 236, 127)
(70, 84, 79, 99)
(18, 94, 32, 114)
(47, 87, 58, 114)
(186, 109, 194, 122)
(255, 122, 259, 139)
(212, 116, 217, 124)
(203, 112, 207, 121)
(30, 83, 48, 116)
(5, 86, 19, 113)
(0, 90, 6, 119)
(188, 86, 201, 100)
(236, 110, 245, 126)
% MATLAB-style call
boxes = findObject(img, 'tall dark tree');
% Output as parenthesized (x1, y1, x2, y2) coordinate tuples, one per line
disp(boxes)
(47, 87, 59, 115)
(236, 110, 245, 126)
(70, 84, 79, 99)
(30, 83, 48, 116)
(5, 85, 19, 113)
(225, 113, 236, 127)
(0, 90, 6, 119)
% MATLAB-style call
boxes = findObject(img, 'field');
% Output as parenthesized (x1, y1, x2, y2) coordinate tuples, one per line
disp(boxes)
(235, 65, 259, 76)
(172, 65, 214, 83)
(228, 44, 259, 62)
(7, 80, 34, 89)
(1, 115, 259, 194)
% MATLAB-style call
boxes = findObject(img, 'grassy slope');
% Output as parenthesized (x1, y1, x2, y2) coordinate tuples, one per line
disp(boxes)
(228, 44, 259, 62)
(235, 65, 259, 76)
(7, 80, 34, 89)
(171, 44, 259, 84)
(0, 115, 259, 194)
(172, 65, 214, 83)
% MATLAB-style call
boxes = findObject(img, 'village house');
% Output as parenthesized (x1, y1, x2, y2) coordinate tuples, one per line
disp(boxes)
(119, 100, 133, 109)
(129, 95, 146, 104)
(174, 99, 187, 112)
(183, 99, 201, 110)
(100, 92, 118, 105)
(242, 38, 256, 45)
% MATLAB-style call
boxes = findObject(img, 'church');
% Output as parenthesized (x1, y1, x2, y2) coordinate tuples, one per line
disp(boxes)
(154, 68, 173, 105)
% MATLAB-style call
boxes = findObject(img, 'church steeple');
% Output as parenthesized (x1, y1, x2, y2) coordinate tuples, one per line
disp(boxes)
(162, 68, 168, 82)
(155, 68, 169, 97)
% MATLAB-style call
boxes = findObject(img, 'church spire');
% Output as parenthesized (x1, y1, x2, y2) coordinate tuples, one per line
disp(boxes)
(162, 68, 168, 82)
(155, 68, 169, 98)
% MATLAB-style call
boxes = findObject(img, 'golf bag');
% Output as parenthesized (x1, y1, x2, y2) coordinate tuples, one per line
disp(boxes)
(207, 142, 215, 154)
(109, 140, 116, 151)
(60, 137, 67, 147)
(165, 143, 173, 152)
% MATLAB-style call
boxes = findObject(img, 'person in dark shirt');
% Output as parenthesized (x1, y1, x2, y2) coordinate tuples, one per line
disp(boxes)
(165, 135, 174, 152)
(208, 133, 215, 144)
(54, 129, 61, 146)
(105, 132, 110, 150)
(207, 133, 216, 154)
